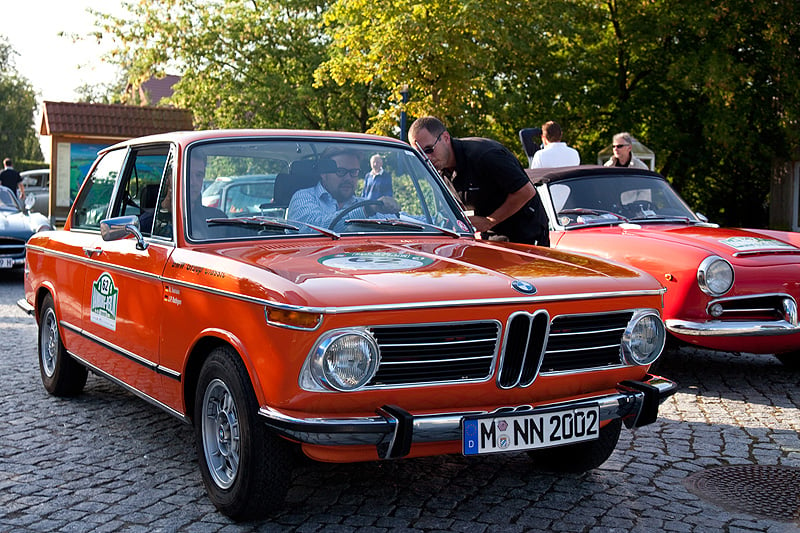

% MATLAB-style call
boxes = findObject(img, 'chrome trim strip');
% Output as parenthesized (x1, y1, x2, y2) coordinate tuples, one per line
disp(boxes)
(27, 244, 665, 315)
(67, 350, 188, 423)
(16, 298, 35, 316)
(258, 375, 676, 447)
(666, 318, 800, 337)
(61, 321, 182, 381)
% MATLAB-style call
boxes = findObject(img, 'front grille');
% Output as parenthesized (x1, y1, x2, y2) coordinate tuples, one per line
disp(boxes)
(709, 294, 793, 322)
(541, 311, 632, 373)
(367, 321, 500, 386)
(0, 237, 26, 256)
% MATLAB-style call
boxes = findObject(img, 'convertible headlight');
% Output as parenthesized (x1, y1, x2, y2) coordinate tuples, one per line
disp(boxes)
(307, 330, 379, 391)
(622, 310, 666, 366)
(697, 256, 734, 296)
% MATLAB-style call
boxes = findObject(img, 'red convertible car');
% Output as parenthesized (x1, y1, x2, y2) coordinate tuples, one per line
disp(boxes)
(527, 165, 800, 368)
(19, 130, 675, 520)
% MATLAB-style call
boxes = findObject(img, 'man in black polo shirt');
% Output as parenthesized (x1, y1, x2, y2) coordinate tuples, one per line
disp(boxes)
(0, 158, 24, 199)
(409, 116, 549, 246)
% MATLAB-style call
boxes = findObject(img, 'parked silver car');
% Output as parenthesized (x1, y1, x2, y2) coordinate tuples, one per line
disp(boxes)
(20, 168, 50, 216)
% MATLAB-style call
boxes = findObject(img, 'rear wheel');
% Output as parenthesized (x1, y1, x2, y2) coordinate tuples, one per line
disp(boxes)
(194, 346, 294, 521)
(527, 419, 622, 473)
(38, 294, 87, 396)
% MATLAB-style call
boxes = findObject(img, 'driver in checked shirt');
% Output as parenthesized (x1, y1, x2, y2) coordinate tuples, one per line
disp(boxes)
(287, 150, 400, 230)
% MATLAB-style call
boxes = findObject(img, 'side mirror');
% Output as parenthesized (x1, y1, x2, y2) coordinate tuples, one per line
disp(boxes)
(24, 194, 35, 210)
(100, 215, 148, 250)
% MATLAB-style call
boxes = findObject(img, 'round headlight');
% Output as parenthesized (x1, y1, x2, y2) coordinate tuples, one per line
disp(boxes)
(697, 256, 734, 296)
(311, 330, 379, 391)
(622, 310, 666, 366)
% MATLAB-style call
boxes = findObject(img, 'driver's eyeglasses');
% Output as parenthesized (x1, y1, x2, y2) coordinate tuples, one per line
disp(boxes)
(421, 131, 444, 154)
(612, 144, 630, 149)
(334, 167, 361, 178)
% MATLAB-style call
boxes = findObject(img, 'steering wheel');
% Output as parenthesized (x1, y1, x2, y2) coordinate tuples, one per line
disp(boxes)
(622, 201, 655, 218)
(328, 200, 384, 229)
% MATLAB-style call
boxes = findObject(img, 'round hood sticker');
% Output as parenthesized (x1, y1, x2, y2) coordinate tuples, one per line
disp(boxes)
(319, 252, 435, 271)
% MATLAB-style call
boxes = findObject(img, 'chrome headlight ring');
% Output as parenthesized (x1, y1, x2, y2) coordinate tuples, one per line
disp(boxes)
(622, 309, 666, 366)
(305, 329, 380, 392)
(697, 256, 734, 297)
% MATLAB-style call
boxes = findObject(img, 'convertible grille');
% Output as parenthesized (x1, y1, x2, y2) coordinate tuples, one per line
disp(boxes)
(0, 237, 26, 256)
(367, 322, 500, 386)
(709, 294, 793, 322)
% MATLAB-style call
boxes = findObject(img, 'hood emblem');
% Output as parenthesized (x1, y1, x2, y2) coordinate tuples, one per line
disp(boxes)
(511, 280, 537, 295)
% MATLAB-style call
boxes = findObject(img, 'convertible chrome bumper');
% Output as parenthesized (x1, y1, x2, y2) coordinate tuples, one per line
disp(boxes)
(259, 374, 677, 459)
(666, 318, 800, 337)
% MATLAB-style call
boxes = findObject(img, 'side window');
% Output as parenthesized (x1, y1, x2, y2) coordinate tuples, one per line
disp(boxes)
(71, 149, 127, 230)
(152, 153, 175, 239)
(115, 147, 170, 223)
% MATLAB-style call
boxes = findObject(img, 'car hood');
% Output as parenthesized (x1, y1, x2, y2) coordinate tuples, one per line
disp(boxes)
(618, 224, 800, 260)
(0, 210, 37, 237)
(182, 238, 661, 309)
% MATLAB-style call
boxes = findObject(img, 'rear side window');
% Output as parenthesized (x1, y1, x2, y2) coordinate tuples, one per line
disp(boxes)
(71, 149, 127, 230)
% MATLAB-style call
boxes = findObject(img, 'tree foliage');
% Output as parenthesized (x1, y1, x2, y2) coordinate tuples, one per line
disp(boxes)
(93, 0, 800, 227)
(0, 38, 43, 163)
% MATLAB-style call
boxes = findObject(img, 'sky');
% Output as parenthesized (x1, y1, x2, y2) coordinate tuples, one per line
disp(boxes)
(3, 0, 128, 146)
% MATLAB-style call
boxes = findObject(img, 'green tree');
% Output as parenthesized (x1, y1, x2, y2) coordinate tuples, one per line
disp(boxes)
(0, 38, 43, 162)
(95, 0, 375, 131)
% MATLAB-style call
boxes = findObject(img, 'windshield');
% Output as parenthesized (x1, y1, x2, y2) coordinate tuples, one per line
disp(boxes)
(185, 138, 470, 241)
(547, 175, 697, 228)
(0, 186, 21, 212)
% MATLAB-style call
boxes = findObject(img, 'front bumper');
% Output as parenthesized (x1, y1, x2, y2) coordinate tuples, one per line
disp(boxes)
(259, 374, 677, 459)
(666, 318, 800, 337)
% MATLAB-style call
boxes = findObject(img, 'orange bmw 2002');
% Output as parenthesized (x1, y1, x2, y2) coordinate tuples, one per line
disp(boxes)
(19, 130, 676, 520)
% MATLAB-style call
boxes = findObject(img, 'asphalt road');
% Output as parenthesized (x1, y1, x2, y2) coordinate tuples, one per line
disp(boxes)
(1, 269, 798, 532)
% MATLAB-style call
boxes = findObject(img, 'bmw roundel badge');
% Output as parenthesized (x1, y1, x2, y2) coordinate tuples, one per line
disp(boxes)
(511, 279, 537, 295)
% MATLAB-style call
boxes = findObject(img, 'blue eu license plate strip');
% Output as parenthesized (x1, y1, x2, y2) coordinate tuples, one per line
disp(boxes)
(462, 404, 600, 455)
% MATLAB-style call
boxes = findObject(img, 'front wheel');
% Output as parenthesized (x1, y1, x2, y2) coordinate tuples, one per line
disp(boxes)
(527, 418, 622, 473)
(38, 294, 87, 396)
(194, 346, 295, 521)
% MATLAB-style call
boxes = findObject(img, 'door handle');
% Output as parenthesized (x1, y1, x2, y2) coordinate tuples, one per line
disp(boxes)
(83, 247, 103, 258)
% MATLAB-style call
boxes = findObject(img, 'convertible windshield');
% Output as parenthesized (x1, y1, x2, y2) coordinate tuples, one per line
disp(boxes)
(547, 175, 697, 228)
(186, 139, 469, 241)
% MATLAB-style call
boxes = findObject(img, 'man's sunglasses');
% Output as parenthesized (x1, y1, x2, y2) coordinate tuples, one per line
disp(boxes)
(420, 131, 444, 154)
(334, 167, 361, 178)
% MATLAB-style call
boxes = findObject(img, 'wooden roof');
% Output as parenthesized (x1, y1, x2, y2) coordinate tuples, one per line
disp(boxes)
(40, 101, 194, 139)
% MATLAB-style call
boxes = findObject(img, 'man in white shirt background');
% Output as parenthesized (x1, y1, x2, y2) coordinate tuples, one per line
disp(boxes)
(530, 121, 580, 168)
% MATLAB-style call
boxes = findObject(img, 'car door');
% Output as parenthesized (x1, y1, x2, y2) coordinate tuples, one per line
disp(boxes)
(79, 144, 175, 401)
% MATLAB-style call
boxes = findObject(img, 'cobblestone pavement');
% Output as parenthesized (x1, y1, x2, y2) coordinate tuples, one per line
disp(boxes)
(1, 270, 798, 532)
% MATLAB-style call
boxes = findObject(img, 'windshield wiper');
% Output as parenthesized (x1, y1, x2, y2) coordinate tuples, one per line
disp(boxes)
(342, 218, 461, 238)
(208, 216, 341, 239)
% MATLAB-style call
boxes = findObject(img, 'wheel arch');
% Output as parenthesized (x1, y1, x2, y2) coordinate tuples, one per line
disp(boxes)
(183, 331, 264, 424)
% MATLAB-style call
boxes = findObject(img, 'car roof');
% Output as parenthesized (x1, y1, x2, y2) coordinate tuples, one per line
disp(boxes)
(100, 129, 407, 154)
(525, 165, 664, 185)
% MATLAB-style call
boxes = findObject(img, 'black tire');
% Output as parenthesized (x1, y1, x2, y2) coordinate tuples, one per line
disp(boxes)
(38, 294, 87, 396)
(194, 346, 295, 521)
(775, 352, 800, 370)
(527, 418, 622, 473)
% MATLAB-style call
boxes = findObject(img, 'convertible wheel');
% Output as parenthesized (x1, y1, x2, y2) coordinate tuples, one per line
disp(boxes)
(194, 346, 295, 521)
(775, 351, 800, 370)
(527, 418, 622, 473)
(38, 294, 87, 396)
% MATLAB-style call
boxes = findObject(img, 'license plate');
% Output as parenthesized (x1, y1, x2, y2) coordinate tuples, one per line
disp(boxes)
(0, 258, 13, 268)
(462, 404, 600, 455)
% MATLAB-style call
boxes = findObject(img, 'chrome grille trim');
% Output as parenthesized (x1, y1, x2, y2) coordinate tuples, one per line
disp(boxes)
(707, 293, 796, 321)
(365, 321, 501, 388)
(540, 311, 633, 374)
(497, 311, 549, 389)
